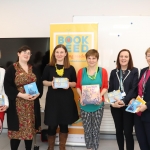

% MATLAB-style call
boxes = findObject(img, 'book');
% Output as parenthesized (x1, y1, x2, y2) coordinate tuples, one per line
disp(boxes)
(0, 94, 5, 106)
(24, 82, 39, 96)
(125, 96, 146, 113)
(107, 90, 123, 103)
(81, 84, 100, 105)
(53, 78, 68, 88)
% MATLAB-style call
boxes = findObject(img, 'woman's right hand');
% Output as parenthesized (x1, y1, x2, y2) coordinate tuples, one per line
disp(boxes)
(51, 77, 57, 89)
(111, 100, 125, 108)
(19, 93, 34, 100)
(79, 98, 85, 106)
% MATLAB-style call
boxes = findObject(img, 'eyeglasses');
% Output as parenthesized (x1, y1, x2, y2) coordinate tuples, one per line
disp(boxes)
(22, 51, 32, 56)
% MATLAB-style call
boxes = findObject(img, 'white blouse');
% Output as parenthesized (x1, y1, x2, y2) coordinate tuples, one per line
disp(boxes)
(0, 68, 9, 107)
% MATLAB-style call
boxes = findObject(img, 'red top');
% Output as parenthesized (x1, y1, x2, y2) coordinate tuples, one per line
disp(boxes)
(76, 67, 108, 101)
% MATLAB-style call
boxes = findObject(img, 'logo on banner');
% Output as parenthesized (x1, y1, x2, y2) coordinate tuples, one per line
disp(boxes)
(53, 32, 94, 62)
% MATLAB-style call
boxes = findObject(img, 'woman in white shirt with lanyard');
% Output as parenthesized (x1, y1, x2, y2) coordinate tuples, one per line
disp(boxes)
(0, 67, 9, 134)
(135, 47, 150, 150)
(108, 49, 138, 150)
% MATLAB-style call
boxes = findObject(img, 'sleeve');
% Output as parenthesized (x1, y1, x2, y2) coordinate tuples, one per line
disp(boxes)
(101, 68, 108, 90)
(33, 67, 43, 99)
(42, 65, 50, 81)
(4, 65, 19, 101)
(124, 68, 139, 104)
(76, 68, 82, 90)
(70, 66, 77, 82)
(108, 70, 114, 92)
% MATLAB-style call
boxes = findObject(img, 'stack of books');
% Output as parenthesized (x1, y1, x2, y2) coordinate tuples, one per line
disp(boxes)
(107, 90, 123, 103)
(126, 96, 146, 113)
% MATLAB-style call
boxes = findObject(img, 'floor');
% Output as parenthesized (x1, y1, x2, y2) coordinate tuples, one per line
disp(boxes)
(0, 132, 140, 150)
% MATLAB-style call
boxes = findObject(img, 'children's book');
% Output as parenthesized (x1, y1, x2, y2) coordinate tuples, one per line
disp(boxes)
(125, 96, 146, 113)
(53, 78, 68, 88)
(24, 82, 39, 96)
(81, 84, 100, 105)
(0, 94, 4, 106)
(107, 90, 123, 103)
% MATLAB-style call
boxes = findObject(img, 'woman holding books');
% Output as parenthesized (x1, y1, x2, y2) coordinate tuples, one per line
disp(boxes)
(108, 49, 138, 150)
(0, 67, 9, 134)
(4, 45, 43, 150)
(42, 44, 78, 150)
(134, 47, 150, 150)
(76, 49, 108, 150)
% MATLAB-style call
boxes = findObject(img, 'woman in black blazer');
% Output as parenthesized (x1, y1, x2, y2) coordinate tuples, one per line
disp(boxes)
(135, 47, 150, 150)
(108, 49, 138, 150)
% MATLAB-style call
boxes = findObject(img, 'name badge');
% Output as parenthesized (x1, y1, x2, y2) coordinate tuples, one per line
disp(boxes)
(121, 92, 126, 97)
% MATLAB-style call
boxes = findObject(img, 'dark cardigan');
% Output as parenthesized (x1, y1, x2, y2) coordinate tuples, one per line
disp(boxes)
(4, 64, 43, 131)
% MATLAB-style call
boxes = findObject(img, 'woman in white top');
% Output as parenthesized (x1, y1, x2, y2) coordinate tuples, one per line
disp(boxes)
(0, 67, 9, 133)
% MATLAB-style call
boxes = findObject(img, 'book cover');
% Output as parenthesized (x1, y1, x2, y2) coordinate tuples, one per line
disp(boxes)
(53, 78, 68, 88)
(24, 82, 39, 96)
(107, 90, 123, 103)
(125, 96, 146, 113)
(0, 94, 4, 106)
(81, 84, 100, 105)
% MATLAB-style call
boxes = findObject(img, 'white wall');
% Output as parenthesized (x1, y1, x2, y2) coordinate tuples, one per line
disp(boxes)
(0, 0, 150, 37)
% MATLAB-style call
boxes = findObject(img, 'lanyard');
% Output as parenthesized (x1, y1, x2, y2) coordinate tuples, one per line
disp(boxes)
(120, 70, 124, 92)
(142, 70, 148, 98)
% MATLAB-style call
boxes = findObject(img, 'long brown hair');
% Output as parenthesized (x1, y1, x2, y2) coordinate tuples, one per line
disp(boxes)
(116, 49, 133, 70)
(49, 44, 70, 68)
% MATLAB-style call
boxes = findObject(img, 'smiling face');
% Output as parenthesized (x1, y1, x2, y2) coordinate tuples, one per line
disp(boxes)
(18, 50, 31, 62)
(86, 55, 98, 67)
(55, 47, 67, 63)
(119, 51, 130, 68)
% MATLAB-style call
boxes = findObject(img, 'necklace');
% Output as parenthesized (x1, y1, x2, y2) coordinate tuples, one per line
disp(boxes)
(87, 66, 98, 80)
(122, 70, 126, 75)
(55, 64, 64, 76)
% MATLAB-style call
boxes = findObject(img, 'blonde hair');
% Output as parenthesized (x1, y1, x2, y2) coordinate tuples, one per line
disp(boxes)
(145, 47, 150, 56)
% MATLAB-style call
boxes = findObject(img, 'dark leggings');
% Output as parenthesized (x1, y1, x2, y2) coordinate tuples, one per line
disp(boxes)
(10, 139, 33, 150)
(48, 124, 68, 136)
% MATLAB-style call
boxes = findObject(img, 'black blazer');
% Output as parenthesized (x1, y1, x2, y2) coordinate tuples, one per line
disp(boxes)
(139, 67, 150, 122)
(108, 67, 138, 105)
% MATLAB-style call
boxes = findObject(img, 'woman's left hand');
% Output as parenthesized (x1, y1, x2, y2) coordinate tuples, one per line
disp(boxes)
(0, 105, 8, 112)
(63, 79, 70, 89)
(137, 104, 147, 112)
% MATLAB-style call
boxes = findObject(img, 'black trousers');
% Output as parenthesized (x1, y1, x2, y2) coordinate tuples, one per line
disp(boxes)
(134, 114, 150, 150)
(111, 106, 134, 150)
(47, 124, 68, 136)
(10, 139, 33, 150)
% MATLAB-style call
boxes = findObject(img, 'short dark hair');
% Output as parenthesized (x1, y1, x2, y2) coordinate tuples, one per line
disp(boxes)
(17, 45, 32, 62)
(85, 49, 99, 60)
(116, 49, 133, 70)
(18, 45, 32, 53)
(50, 44, 70, 68)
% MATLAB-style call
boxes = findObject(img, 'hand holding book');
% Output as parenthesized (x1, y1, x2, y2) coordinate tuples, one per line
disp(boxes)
(126, 96, 146, 113)
(0, 105, 8, 112)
